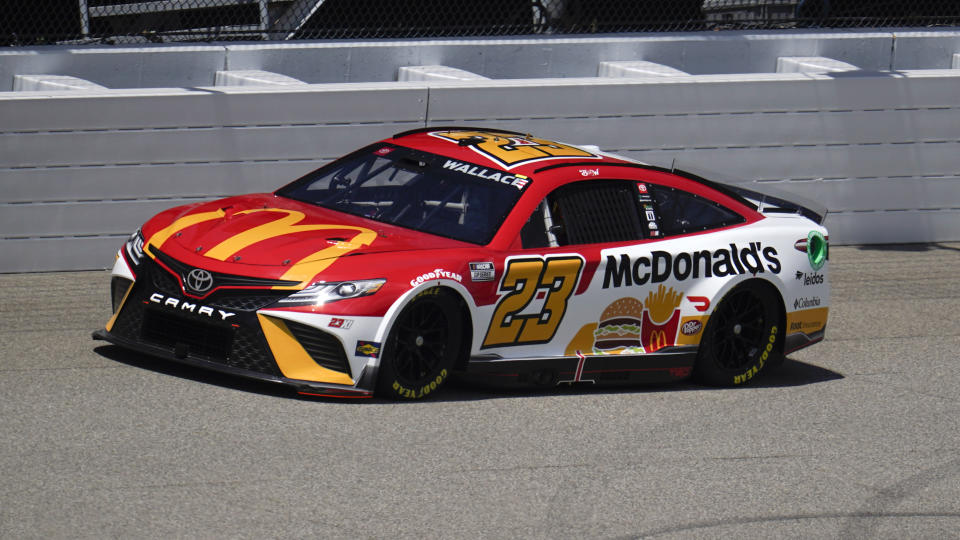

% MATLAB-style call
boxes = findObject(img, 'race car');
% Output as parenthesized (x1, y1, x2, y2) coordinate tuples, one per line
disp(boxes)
(93, 127, 830, 399)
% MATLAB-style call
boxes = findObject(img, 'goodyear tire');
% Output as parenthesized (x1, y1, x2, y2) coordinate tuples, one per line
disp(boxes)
(377, 288, 463, 400)
(694, 281, 781, 386)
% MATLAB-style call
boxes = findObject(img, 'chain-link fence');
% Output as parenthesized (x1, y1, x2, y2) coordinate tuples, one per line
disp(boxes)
(3, 1, 959, 46)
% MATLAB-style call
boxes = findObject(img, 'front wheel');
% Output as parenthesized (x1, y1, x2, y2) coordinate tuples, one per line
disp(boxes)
(694, 281, 781, 386)
(376, 288, 463, 400)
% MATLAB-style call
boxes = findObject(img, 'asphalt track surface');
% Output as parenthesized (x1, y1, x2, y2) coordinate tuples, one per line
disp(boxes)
(2, 243, 959, 539)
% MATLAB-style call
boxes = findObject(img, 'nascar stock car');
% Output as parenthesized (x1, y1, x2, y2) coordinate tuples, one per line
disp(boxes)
(93, 127, 829, 399)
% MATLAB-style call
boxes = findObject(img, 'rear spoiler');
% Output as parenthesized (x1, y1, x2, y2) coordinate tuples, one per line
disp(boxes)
(722, 183, 828, 226)
(668, 163, 828, 226)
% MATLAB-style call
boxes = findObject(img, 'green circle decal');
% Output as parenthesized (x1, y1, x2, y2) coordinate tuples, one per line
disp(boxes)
(807, 231, 827, 271)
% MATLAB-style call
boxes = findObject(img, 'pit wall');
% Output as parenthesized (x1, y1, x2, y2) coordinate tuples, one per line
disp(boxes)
(2, 30, 959, 272)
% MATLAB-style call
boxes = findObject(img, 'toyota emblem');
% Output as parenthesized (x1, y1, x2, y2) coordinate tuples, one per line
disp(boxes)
(185, 268, 214, 293)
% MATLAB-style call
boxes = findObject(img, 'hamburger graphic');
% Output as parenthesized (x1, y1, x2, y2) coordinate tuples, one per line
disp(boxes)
(592, 297, 645, 354)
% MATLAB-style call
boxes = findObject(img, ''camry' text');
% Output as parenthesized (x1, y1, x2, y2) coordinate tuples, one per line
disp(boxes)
(149, 292, 236, 321)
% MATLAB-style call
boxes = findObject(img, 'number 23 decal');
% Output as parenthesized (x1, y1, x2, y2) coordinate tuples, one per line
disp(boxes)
(482, 255, 584, 348)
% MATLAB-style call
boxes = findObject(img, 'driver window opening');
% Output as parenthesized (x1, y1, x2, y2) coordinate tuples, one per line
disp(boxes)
(521, 181, 644, 248)
(521, 200, 564, 249)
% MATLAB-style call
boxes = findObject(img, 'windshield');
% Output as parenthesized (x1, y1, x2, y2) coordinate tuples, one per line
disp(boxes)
(277, 144, 530, 245)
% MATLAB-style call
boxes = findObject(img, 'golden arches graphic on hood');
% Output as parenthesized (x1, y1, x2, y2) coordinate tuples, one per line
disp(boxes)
(146, 209, 227, 252)
(145, 208, 376, 288)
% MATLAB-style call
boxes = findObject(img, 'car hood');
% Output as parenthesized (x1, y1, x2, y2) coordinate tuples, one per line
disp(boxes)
(144, 193, 468, 284)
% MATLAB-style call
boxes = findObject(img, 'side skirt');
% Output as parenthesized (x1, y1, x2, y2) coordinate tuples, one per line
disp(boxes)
(464, 347, 698, 388)
(784, 329, 826, 355)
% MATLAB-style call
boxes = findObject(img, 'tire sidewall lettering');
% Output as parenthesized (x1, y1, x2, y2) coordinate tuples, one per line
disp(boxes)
(391, 368, 449, 399)
(732, 324, 778, 385)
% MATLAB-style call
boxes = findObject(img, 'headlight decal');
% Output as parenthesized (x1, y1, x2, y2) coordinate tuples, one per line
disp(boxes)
(124, 229, 146, 267)
(275, 279, 386, 307)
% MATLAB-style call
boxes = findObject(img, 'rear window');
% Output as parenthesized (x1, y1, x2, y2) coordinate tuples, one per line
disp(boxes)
(648, 184, 744, 236)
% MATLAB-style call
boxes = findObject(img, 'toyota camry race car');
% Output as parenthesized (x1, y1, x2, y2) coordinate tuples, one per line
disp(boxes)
(94, 127, 830, 399)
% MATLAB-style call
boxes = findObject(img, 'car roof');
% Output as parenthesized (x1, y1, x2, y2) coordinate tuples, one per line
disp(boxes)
(389, 127, 633, 177)
(388, 126, 757, 210)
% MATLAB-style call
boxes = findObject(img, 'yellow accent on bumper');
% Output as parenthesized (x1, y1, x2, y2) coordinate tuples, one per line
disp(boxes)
(105, 281, 135, 333)
(257, 314, 354, 386)
(786, 307, 829, 335)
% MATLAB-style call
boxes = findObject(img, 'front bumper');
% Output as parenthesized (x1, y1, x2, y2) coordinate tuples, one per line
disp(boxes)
(95, 252, 375, 399)
(92, 328, 373, 398)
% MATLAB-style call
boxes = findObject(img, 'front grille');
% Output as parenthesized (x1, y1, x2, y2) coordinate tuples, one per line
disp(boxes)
(142, 308, 233, 360)
(149, 245, 299, 293)
(145, 253, 289, 311)
(112, 290, 144, 340)
(111, 276, 134, 313)
(151, 264, 182, 296)
(109, 260, 283, 378)
(208, 293, 287, 312)
(285, 320, 352, 377)
(230, 326, 282, 376)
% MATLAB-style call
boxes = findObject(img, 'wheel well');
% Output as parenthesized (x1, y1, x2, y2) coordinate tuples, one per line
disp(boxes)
(739, 278, 787, 355)
(434, 286, 473, 372)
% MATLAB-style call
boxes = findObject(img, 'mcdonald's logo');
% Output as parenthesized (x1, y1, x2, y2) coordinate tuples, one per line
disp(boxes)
(647, 330, 669, 353)
(146, 207, 376, 287)
(640, 308, 681, 353)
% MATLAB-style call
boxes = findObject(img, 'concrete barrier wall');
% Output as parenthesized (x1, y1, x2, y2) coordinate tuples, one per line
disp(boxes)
(2, 30, 960, 272)
(423, 71, 960, 251)
(0, 84, 428, 272)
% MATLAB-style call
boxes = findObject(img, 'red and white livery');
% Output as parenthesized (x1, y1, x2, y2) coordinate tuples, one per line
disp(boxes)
(95, 128, 830, 399)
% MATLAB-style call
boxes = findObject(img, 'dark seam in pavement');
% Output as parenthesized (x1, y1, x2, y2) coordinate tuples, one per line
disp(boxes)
(620, 511, 960, 539)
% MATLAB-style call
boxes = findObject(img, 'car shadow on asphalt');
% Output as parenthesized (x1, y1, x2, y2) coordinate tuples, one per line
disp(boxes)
(94, 344, 300, 399)
(441, 357, 845, 402)
(95, 344, 843, 403)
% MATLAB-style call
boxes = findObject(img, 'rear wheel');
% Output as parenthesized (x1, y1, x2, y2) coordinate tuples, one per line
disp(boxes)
(694, 281, 781, 386)
(377, 288, 463, 400)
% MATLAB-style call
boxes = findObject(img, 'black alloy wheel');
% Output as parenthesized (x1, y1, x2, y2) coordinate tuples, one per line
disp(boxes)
(694, 281, 781, 386)
(377, 288, 463, 399)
